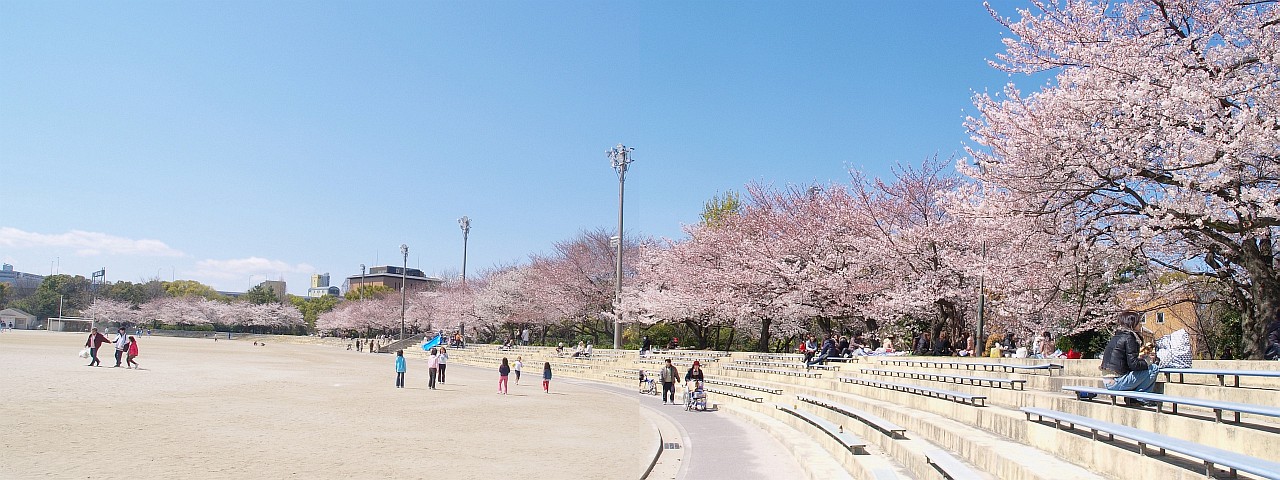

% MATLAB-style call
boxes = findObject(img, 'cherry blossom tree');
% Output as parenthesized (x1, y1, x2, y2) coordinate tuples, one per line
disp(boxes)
(968, 0, 1280, 357)
(84, 299, 140, 326)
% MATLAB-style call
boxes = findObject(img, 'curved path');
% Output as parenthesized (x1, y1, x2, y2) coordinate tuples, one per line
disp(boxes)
(565, 379, 805, 479)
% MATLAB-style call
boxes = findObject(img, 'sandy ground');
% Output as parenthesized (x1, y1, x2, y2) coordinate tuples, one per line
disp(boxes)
(0, 330, 645, 479)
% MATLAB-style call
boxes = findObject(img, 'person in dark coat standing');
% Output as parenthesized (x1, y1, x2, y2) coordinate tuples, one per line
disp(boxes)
(84, 328, 110, 367)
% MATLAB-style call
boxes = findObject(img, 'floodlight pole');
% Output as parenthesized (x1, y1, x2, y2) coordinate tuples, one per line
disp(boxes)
(400, 244, 408, 341)
(608, 144, 634, 350)
(458, 216, 471, 339)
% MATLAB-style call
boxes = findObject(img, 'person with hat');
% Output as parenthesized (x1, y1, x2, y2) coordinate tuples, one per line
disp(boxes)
(683, 361, 706, 408)
(684, 361, 704, 383)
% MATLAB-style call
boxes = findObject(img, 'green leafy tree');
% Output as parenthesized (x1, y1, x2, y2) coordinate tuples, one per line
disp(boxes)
(289, 294, 341, 330)
(345, 284, 395, 300)
(700, 191, 742, 227)
(243, 284, 279, 305)
(164, 280, 222, 299)
(98, 281, 164, 306)
(0, 282, 9, 308)
(13, 275, 92, 320)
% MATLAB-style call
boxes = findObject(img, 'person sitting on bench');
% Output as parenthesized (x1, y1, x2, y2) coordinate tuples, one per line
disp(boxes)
(1088, 311, 1159, 406)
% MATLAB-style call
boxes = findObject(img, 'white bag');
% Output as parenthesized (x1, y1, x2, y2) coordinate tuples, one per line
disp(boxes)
(78, 348, 91, 359)
(1155, 329, 1193, 368)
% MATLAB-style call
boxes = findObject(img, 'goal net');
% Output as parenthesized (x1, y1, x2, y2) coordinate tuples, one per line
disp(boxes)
(47, 317, 93, 333)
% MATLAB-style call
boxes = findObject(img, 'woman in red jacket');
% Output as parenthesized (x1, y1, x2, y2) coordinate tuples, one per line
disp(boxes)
(126, 336, 140, 369)
(84, 328, 110, 367)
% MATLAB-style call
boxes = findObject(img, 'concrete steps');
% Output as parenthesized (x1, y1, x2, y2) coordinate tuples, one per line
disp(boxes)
(440, 345, 1280, 479)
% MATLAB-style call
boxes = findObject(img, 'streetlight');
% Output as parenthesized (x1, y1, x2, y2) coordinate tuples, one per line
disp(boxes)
(458, 216, 471, 341)
(608, 143, 634, 349)
(458, 216, 471, 284)
(359, 264, 366, 300)
(400, 244, 408, 341)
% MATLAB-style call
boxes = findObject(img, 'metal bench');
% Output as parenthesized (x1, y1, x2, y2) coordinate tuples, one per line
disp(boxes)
(704, 378, 783, 395)
(724, 364, 823, 378)
(735, 359, 841, 371)
(881, 359, 1063, 376)
(922, 448, 986, 480)
(705, 387, 762, 403)
(861, 368, 1026, 390)
(775, 404, 867, 455)
(838, 376, 987, 406)
(1063, 386, 1280, 423)
(1160, 368, 1280, 387)
(796, 394, 906, 439)
(1022, 407, 1280, 479)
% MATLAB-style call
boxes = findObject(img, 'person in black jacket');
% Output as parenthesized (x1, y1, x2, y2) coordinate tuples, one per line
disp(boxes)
(1098, 311, 1159, 403)
(931, 332, 955, 356)
(1265, 314, 1280, 361)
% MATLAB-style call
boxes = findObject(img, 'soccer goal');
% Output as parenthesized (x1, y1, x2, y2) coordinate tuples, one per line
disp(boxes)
(47, 317, 93, 333)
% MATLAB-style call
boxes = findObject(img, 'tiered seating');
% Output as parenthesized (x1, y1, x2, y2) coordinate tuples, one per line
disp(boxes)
(1063, 385, 1280, 424)
(775, 404, 868, 455)
(1160, 367, 1280, 387)
(838, 376, 987, 406)
(437, 343, 1280, 480)
(1023, 407, 1280, 479)
(860, 368, 1026, 390)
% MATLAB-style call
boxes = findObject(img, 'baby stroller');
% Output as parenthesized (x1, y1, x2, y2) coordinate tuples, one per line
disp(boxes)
(638, 370, 657, 395)
(685, 380, 708, 411)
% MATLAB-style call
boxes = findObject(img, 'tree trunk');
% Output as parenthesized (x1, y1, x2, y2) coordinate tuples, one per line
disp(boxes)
(1239, 237, 1278, 359)
(755, 318, 772, 352)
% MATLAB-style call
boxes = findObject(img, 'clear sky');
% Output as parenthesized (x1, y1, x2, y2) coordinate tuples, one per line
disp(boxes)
(1, 1, 1032, 295)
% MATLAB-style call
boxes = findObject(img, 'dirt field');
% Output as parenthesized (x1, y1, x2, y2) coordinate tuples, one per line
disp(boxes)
(0, 330, 645, 479)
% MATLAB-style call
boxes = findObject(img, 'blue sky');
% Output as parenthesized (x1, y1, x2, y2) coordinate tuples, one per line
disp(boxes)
(0, 1, 1029, 294)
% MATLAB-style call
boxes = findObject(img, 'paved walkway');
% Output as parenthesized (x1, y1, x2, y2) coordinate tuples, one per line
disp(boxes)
(568, 379, 804, 479)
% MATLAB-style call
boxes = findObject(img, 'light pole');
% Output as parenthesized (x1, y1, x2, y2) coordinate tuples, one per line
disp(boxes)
(458, 216, 471, 284)
(359, 264, 366, 300)
(400, 244, 408, 341)
(458, 216, 471, 340)
(608, 143, 634, 349)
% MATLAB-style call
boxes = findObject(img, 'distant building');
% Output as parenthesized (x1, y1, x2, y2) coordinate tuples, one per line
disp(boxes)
(259, 280, 287, 302)
(0, 308, 38, 329)
(307, 273, 340, 298)
(1123, 288, 1202, 357)
(345, 266, 442, 294)
(0, 264, 44, 293)
(311, 273, 331, 289)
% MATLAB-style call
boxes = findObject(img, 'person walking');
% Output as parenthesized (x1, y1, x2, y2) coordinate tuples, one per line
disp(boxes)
(83, 330, 110, 366)
(437, 347, 448, 384)
(112, 327, 130, 368)
(126, 336, 140, 369)
(542, 362, 552, 393)
(427, 348, 440, 390)
(659, 359, 679, 404)
(513, 356, 523, 385)
(394, 350, 407, 388)
(498, 357, 511, 394)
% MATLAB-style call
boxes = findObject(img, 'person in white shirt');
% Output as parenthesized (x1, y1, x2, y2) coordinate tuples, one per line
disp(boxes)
(437, 347, 449, 384)
(112, 327, 131, 368)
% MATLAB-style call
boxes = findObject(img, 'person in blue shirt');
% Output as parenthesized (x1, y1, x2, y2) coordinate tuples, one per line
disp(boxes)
(394, 350, 407, 388)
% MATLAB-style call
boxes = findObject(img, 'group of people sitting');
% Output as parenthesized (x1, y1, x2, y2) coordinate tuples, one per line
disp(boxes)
(802, 333, 897, 368)
(551, 341, 594, 358)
